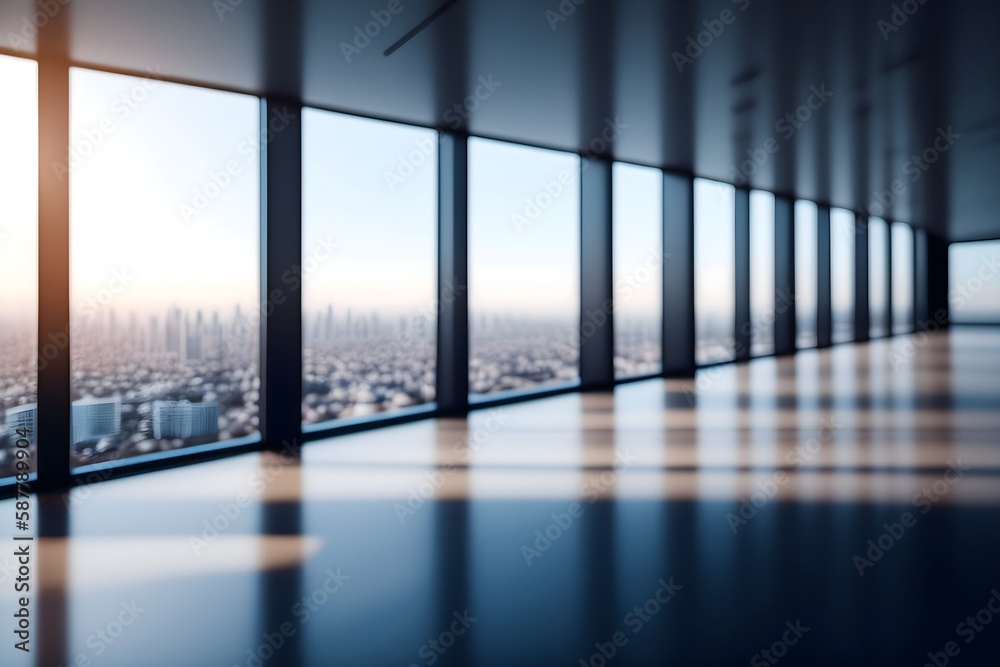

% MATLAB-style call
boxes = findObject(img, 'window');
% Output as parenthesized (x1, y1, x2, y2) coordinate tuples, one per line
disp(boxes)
(468, 138, 580, 397)
(830, 208, 855, 344)
(694, 179, 735, 365)
(749, 190, 775, 357)
(949, 241, 1000, 323)
(613, 163, 662, 378)
(69, 69, 260, 469)
(0, 56, 37, 480)
(794, 200, 818, 348)
(891, 222, 914, 333)
(869, 216, 889, 337)
(301, 110, 437, 425)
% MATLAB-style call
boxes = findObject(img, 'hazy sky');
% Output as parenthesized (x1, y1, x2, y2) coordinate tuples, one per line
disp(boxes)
(694, 177, 735, 333)
(613, 162, 662, 325)
(69, 67, 260, 318)
(831, 207, 855, 322)
(950, 240, 1000, 322)
(0, 55, 37, 327)
(869, 216, 889, 332)
(795, 199, 818, 344)
(6, 56, 942, 341)
(892, 221, 914, 328)
(468, 137, 580, 319)
(302, 109, 437, 317)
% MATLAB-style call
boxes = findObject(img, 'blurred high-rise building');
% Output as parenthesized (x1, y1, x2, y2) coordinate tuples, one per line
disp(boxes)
(71, 397, 122, 445)
(5, 403, 37, 442)
(152, 400, 220, 439)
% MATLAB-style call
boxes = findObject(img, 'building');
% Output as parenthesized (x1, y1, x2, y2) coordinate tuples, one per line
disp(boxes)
(71, 397, 121, 445)
(4, 403, 37, 443)
(152, 400, 219, 440)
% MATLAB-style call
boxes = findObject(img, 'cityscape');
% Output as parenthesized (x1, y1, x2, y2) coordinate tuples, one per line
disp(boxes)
(0, 328, 36, 479)
(0, 306, 261, 476)
(469, 314, 580, 395)
(614, 318, 662, 378)
(1, 306, 665, 476)
(303, 306, 437, 423)
(696, 311, 739, 365)
(66, 305, 260, 467)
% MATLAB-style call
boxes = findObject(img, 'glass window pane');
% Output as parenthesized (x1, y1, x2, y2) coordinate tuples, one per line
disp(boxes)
(749, 190, 775, 357)
(694, 179, 735, 365)
(949, 240, 1000, 323)
(869, 216, 889, 337)
(795, 200, 818, 348)
(0, 55, 37, 480)
(69, 68, 260, 469)
(613, 162, 662, 379)
(891, 222, 914, 333)
(301, 110, 437, 425)
(469, 138, 580, 397)
(831, 208, 855, 344)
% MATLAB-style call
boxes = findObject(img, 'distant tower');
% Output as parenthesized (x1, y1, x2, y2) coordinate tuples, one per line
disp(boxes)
(128, 312, 138, 347)
(166, 307, 182, 355)
(232, 305, 249, 343)
(210, 311, 221, 355)
(149, 315, 160, 352)
(325, 306, 334, 342)
(184, 310, 203, 362)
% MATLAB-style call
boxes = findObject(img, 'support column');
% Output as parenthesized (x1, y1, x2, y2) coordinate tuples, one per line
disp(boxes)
(580, 157, 615, 390)
(773, 196, 796, 355)
(663, 174, 695, 376)
(436, 133, 470, 415)
(854, 212, 870, 342)
(734, 188, 751, 361)
(36, 12, 74, 667)
(260, 97, 303, 451)
(37, 57, 72, 491)
(922, 230, 950, 327)
(816, 205, 832, 348)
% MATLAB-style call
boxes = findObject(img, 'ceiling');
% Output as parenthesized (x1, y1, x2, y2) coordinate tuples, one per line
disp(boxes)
(4, 0, 998, 241)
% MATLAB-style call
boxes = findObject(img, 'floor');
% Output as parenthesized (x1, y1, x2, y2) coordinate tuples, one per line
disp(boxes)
(3, 328, 999, 667)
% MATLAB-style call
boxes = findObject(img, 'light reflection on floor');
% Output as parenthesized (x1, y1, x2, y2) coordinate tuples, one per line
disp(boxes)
(1, 329, 998, 666)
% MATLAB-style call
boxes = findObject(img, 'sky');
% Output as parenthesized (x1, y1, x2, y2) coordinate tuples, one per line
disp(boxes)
(69, 67, 260, 319)
(694, 178, 735, 335)
(891, 222, 914, 327)
(795, 199, 818, 343)
(869, 217, 889, 331)
(0, 54, 38, 327)
(468, 137, 580, 319)
(302, 109, 438, 318)
(613, 161, 662, 327)
(5, 55, 943, 341)
(830, 207, 855, 324)
(950, 240, 1000, 322)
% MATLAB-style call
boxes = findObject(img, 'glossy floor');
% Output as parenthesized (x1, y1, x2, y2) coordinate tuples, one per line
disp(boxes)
(3, 329, 1000, 666)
